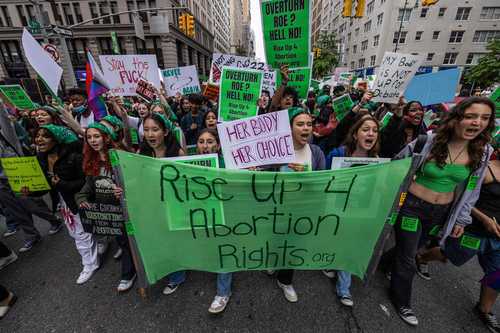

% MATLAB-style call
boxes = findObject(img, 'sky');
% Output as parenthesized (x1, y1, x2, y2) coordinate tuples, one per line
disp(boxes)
(250, 0, 265, 61)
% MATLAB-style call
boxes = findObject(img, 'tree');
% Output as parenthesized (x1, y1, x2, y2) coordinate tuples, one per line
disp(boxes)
(464, 39, 500, 89)
(312, 32, 339, 79)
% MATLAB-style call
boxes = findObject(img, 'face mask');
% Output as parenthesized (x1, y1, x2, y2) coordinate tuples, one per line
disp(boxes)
(73, 105, 86, 114)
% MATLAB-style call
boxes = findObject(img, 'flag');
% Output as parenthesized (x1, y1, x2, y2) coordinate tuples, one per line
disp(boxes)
(86, 51, 109, 120)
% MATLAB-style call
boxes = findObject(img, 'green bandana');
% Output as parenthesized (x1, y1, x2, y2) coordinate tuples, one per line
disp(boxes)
(87, 122, 117, 141)
(151, 101, 178, 122)
(288, 107, 309, 122)
(316, 95, 331, 107)
(41, 124, 78, 144)
(101, 115, 123, 130)
(152, 113, 175, 132)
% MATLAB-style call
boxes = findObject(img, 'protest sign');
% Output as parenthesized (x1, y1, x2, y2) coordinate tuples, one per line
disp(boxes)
(21, 28, 63, 96)
(490, 87, 500, 118)
(372, 52, 423, 104)
(99, 55, 160, 96)
(333, 67, 349, 81)
(331, 157, 391, 170)
(0, 85, 35, 110)
(164, 154, 219, 168)
(380, 112, 393, 130)
(262, 70, 277, 96)
(135, 79, 157, 102)
(209, 53, 270, 84)
(332, 94, 354, 121)
(80, 202, 125, 236)
(203, 83, 220, 101)
(217, 110, 295, 169)
(113, 149, 411, 286)
(276, 67, 311, 100)
(338, 72, 353, 85)
(310, 79, 320, 91)
(261, 0, 311, 69)
(1, 156, 50, 192)
(404, 68, 461, 106)
(423, 110, 437, 128)
(161, 65, 201, 97)
(218, 67, 263, 122)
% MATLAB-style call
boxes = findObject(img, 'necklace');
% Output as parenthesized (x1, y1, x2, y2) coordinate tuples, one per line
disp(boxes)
(447, 144, 467, 164)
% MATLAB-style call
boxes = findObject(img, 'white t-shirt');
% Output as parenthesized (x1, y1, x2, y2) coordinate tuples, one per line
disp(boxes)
(280, 144, 312, 172)
(79, 112, 95, 129)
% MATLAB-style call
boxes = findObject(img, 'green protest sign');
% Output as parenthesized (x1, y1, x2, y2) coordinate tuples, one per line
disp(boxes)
(490, 87, 500, 118)
(1, 156, 50, 192)
(114, 150, 411, 286)
(276, 67, 311, 100)
(110, 32, 120, 54)
(332, 94, 354, 121)
(0, 85, 35, 110)
(218, 67, 263, 122)
(164, 154, 219, 168)
(310, 79, 320, 91)
(380, 112, 393, 130)
(261, 0, 311, 69)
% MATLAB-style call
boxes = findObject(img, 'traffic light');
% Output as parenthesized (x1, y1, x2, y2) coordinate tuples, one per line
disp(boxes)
(178, 13, 187, 33)
(186, 14, 195, 38)
(354, 0, 365, 17)
(421, 0, 439, 6)
(342, 0, 353, 17)
(313, 47, 321, 59)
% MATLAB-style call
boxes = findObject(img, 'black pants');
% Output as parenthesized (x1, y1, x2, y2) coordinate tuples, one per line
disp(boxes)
(390, 192, 450, 308)
(116, 235, 136, 280)
(277, 270, 294, 285)
(0, 241, 12, 301)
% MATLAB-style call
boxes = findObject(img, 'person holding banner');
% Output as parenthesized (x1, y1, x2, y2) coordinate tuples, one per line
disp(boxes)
(33, 124, 99, 284)
(388, 97, 496, 326)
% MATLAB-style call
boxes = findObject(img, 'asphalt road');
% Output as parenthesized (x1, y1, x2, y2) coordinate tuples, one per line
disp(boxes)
(0, 217, 495, 333)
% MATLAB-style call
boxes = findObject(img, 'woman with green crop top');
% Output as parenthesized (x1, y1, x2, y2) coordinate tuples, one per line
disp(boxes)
(386, 97, 496, 327)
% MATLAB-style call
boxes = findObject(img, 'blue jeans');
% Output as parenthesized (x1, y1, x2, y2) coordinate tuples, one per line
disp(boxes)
(336, 271, 351, 297)
(168, 271, 186, 285)
(217, 273, 233, 297)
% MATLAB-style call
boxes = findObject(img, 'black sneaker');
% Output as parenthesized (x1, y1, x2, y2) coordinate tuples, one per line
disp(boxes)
(18, 238, 40, 253)
(416, 262, 431, 280)
(474, 304, 500, 332)
(398, 306, 418, 326)
(48, 222, 63, 235)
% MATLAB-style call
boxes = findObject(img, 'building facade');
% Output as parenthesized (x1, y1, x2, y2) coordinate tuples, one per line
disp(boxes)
(315, 0, 500, 77)
(0, 0, 216, 89)
(229, 0, 243, 54)
(211, 0, 231, 53)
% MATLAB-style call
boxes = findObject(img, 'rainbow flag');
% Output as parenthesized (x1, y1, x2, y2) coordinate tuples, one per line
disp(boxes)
(86, 51, 109, 120)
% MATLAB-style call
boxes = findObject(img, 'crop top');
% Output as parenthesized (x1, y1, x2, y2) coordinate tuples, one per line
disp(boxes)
(415, 161, 470, 193)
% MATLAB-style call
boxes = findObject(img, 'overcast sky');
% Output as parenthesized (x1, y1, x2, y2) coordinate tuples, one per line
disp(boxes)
(250, 0, 265, 61)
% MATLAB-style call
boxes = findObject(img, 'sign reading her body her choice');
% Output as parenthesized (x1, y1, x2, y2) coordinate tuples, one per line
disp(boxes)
(218, 67, 264, 122)
(161, 65, 201, 97)
(371, 52, 423, 104)
(99, 55, 160, 96)
(260, 0, 311, 69)
(209, 53, 270, 84)
(217, 110, 295, 169)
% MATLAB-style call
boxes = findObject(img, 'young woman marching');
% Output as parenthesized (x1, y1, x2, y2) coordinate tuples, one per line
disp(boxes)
(388, 97, 495, 326)
(324, 115, 380, 307)
(34, 124, 98, 284)
(75, 123, 135, 291)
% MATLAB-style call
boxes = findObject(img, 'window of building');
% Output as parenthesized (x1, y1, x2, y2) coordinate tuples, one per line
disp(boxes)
(420, 7, 428, 18)
(350, 61, 355, 70)
(380, 0, 386, 4)
(62, 3, 74, 25)
(373, 34, 379, 46)
(110, 1, 120, 24)
(432, 31, 440, 40)
(0, 6, 12, 27)
(89, 3, 100, 24)
(25, 5, 36, 22)
(443, 52, 458, 65)
(455, 7, 471, 20)
(361, 40, 368, 51)
(426, 53, 434, 61)
(449, 31, 464, 43)
(176, 40, 184, 66)
(127, 1, 135, 22)
(393, 31, 407, 44)
(345, 48, 349, 54)
(473, 30, 500, 43)
(16, 5, 28, 26)
(480, 7, 500, 20)
(465, 53, 474, 65)
(347, 32, 351, 41)
(353, 45, 357, 54)
(398, 8, 412, 22)
(355, 27, 359, 36)
(364, 20, 371, 32)
(359, 58, 365, 68)
(134, 37, 164, 67)
(370, 55, 376, 66)
(415, 31, 423, 41)
(465, 53, 486, 65)
(50, 3, 63, 25)
(0, 40, 29, 78)
(66, 38, 89, 65)
(377, 13, 383, 26)
(367, 1, 375, 15)
(99, 1, 111, 24)
(73, 4, 83, 23)
(438, 7, 446, 17)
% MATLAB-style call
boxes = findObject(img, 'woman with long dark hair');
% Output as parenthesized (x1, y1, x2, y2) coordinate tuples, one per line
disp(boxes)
(388, 97, 495, 326)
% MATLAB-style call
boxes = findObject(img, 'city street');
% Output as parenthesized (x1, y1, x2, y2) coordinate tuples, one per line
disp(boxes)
(0, 217, 494, 332)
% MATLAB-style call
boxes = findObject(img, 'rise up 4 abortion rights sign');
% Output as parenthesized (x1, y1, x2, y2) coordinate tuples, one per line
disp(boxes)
(111, 150, 411, 286)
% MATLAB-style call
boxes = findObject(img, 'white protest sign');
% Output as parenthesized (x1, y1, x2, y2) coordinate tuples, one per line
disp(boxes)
(21, 28, 63, 96)
(372, 52, 423, 104)
(330, 157, 391, 170)
(99, 55, 160, 96)
(262, 70, 277, 96)
(161, 65, 201, 97)
(217, 110, 295, 169)
(209, 53, 270, 84)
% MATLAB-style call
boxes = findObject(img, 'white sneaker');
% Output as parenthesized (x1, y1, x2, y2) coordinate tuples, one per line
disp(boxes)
(162, 283, 180, 295)
(339, 295, 354, 307)
(208, 295, 230, 314)
(322, 270, 336, 279)
(113, 247, 123, 260)
(117, 275, 136, 292)
(76, 269, 96, 285)
(277, 280, 298, 302)
(97, 241, 109, 255)
(266, 269, 275, 276)
(0, 252, 18, 271)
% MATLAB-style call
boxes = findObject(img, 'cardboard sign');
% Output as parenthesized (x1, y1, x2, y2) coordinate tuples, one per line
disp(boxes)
(330, 157, 391, 170)
(404, 68, 461, 106)
(262, 70, 277, 96)
(1, 156, 50, 192)
(261, 0, 311, 68)
(80, 203, 125, 236)
(99, 55, 160, 96)
(372, 52, 423, 104)
(164, 154, 219, 168)
(218, 67, 263, 122)
(217, 110, 295, 169)
(0, 85, 35, 110)
(203, 83, 220, 101)
(135, 79, 157, 102)
(161, 65, 201, 97)
(276, 67, 311, 100)
(332, 94, 354, 121)
(209, 53, 270, 84)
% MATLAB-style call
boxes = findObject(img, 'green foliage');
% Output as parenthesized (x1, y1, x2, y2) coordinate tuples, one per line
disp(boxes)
(312, 32, 339, 79)
(464, 39, 500, 88)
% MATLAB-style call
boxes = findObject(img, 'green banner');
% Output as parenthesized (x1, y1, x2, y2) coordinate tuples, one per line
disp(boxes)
(261, 0, 311, 69)
(490, 87, 500, 118)
(0, 85, 35, 110)
(332, 94, 354, 121)
(110, 32, 120, 54)
(115, 150, 411, 285)
(218, 67, 263, 122)
(276, 67, 311, 100)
